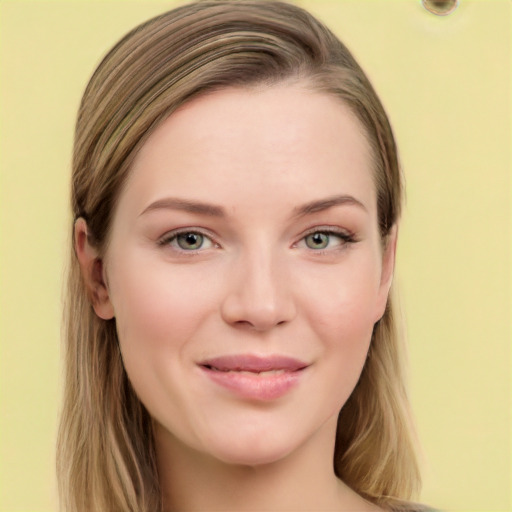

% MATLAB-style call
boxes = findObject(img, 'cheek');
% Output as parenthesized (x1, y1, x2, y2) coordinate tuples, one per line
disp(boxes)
(300, 251, 382, 336)
(109, 255, 217, 349)
(298, 254, 381, 394)
(106, 255, 219, 401)
(312, 287, 375, 372)
(106, 255, 224, 437)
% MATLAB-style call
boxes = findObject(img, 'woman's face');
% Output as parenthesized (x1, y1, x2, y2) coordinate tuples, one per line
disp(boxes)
(94, 85, 395, 466)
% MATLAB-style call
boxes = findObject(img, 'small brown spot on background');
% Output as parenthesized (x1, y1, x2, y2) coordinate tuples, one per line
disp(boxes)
(422, 0, 459, 16)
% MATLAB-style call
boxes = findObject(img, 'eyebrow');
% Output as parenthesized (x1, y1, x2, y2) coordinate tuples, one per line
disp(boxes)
(293, 194, 367, 217)
(139, 198, 226, 217)
(139, 194, 367, 218)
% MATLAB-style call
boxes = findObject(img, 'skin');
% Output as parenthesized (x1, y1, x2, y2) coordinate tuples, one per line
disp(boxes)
(76, 84, 395, 511)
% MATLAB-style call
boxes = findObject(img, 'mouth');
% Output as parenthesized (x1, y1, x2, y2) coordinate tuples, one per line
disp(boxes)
(200, 354, 309, 373)
(197, 354, 309, 401)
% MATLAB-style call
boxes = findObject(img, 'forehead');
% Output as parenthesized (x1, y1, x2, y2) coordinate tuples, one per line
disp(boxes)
(121, 85, 376, 218)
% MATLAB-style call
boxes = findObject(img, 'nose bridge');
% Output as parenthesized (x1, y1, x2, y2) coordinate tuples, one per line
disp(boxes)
(221, 241, 295, 330)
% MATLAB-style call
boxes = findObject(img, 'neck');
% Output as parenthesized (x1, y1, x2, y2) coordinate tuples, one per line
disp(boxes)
(154, 418, 381, 512)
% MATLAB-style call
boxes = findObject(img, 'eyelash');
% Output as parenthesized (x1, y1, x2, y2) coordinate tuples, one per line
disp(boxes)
(295, 227, 358, 253)
(157, 229, 218, 254)
(157, 227, 357, 254)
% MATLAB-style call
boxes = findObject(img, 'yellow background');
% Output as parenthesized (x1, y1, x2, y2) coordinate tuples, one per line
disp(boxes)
(0, 1, 510, 510)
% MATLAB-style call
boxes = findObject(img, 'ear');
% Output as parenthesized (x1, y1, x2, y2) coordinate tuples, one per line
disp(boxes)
(74, 218, 115, 320)
(374, 224, 398, 322)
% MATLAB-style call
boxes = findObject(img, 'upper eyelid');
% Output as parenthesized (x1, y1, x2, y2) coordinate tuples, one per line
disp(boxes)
(298, 225, 354, 239)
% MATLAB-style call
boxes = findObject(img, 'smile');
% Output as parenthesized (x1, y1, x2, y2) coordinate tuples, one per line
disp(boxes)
(198, 354, 309, 401)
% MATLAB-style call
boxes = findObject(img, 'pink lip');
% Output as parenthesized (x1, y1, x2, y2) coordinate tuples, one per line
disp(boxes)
(198, 354, 309, 401)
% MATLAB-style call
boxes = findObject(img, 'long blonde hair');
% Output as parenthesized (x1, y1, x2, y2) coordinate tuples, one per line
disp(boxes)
(57, 1, 420, 510)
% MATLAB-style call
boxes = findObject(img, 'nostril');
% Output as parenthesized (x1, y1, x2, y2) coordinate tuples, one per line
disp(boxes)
(234, 320, 253, 327)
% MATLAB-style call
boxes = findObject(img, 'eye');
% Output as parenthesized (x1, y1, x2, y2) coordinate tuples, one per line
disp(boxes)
(160, 230, 215, 251)
(300, 229, 355, 251)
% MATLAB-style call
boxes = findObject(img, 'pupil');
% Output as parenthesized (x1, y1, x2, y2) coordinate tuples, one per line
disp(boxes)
(177, 232, 203, 250)
(186, 234, 198, 245)
(312, 233, 324, 245)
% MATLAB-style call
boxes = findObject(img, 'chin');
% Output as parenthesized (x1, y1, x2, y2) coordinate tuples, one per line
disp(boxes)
(212, 445, 296, 468)
(199, 426, 302, 468)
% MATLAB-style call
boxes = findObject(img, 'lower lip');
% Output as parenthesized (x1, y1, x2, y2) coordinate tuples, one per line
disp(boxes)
(199, 367, 305, 401)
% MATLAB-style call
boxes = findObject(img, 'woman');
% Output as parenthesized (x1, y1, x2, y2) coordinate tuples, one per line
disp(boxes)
(57, 1, 425, 510)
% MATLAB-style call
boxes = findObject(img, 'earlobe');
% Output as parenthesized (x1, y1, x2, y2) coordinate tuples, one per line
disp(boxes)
(74, 218, 115, 320)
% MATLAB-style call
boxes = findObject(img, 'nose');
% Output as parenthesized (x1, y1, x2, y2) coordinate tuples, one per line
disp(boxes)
(220, 249, 296, 331)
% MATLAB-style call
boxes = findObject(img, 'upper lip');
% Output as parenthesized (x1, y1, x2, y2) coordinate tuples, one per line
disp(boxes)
(198, 354, 309, 372)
